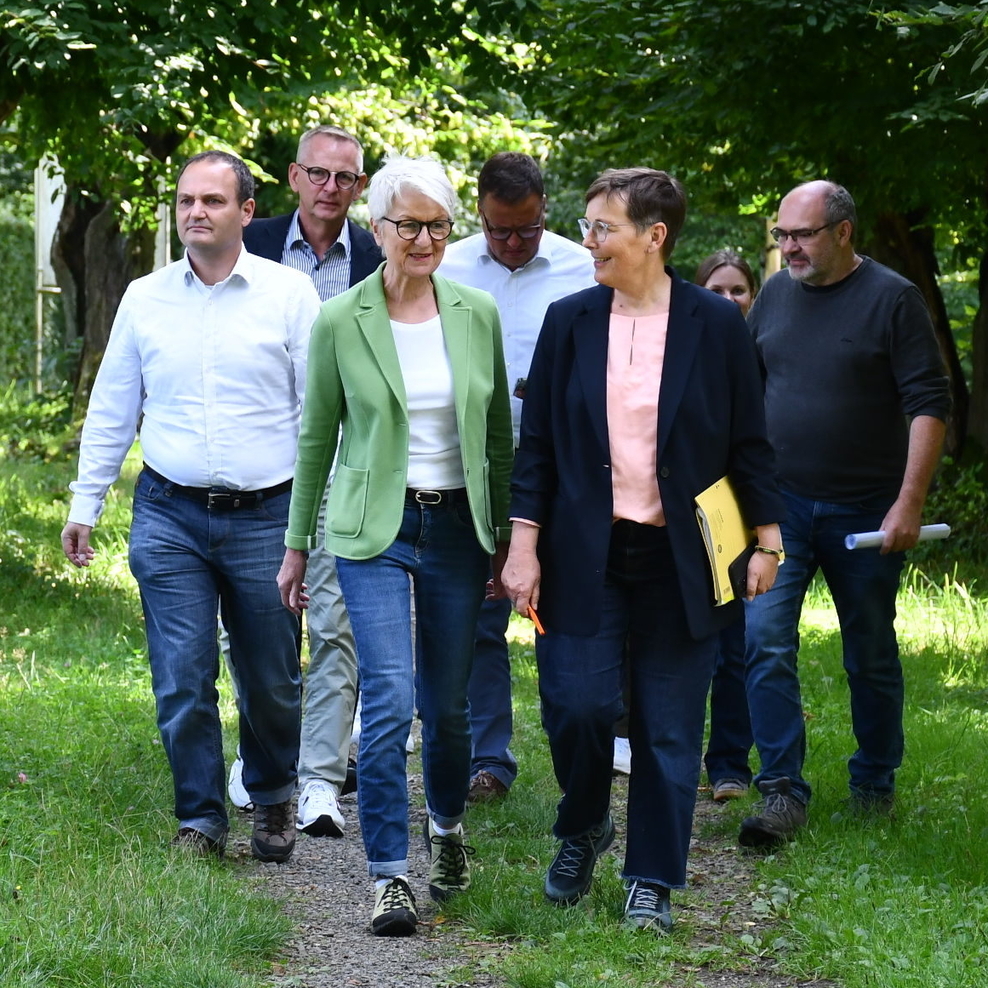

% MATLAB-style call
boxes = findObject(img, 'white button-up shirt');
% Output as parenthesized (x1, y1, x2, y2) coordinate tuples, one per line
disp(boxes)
(439, 229, 596, 441)
(68, 248, 321, 527)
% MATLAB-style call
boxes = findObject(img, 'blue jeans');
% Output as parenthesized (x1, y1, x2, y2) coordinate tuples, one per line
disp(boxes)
(467, 594, 518, 788)
(336, 496, 489, 878)
(704, 614, 753, 785)
(537, 522, 716, 889)
(744, 489, 905, 804)
(128, 469, 302, 842)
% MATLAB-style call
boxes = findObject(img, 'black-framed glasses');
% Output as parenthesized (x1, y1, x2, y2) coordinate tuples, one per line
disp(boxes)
(480, 207, 545, 241)
(380, 217, 454, 241)
(769, 222, 837, 245)
(295, 163, 360, 190)
(577, 218, 633, 241)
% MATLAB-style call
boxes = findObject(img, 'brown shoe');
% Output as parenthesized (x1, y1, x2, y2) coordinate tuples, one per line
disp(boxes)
(467, 770, 508, 804)
(170, 827, 225, 858)
(251, 799, 296, 862)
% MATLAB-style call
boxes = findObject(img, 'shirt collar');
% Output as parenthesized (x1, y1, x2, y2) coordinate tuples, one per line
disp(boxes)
(286, 209, 351, 260)
(181, 245, 252, 288)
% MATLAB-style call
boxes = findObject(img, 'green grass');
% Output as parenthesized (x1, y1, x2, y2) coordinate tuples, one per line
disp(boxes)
(4, 442, 988, 986)
(444, 573, 988, 987)
(0, 452, 290, 987)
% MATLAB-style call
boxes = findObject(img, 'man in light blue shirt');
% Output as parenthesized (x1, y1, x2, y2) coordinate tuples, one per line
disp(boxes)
(439, 152, 595, 801)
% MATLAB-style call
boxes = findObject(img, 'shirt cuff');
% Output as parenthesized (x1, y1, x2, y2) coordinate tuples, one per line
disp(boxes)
(67, 493, 105, 529)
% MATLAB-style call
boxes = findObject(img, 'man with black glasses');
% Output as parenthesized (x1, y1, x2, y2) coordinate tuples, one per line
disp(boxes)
(440, 152, 594, 803)
(241, 125, 382, 841)
(740, 180, 949, 848)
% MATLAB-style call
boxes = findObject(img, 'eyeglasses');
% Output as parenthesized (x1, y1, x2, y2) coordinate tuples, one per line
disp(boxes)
(380, 217, 454, 241)
(578, 218, 633, 241)
(295, 164, 360, 190)
(769, 222, 836, 245)
(480, 208, 545, 241)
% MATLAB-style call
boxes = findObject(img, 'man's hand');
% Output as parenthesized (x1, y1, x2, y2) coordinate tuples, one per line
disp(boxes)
(277, 548, 310, 615)
(61, 522, 95, 568)
(878, 497, 923, 554)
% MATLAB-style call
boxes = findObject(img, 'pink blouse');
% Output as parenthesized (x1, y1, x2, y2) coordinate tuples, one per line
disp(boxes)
(606, 312, 668, 526)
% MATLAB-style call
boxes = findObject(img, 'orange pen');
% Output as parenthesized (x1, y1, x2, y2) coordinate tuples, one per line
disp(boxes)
(528, 605, 546, 636)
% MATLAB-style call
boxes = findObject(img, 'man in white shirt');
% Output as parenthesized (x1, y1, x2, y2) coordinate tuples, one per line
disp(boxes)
(439, 152, 596, 801)
(239, 125, 383, 841)
(61, 151, 321, 861)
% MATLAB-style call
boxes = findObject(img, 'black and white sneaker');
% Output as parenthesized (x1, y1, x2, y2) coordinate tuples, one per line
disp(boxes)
(624, 879, 673, 933)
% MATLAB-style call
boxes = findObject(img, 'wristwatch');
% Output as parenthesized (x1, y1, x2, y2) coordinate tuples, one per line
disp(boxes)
(755, 544, 786, 564)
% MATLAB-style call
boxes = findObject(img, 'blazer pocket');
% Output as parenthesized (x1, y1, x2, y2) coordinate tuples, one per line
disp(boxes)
(326, 463, 369, 539)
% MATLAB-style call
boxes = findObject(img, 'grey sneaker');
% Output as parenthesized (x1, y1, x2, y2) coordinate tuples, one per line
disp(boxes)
(371, 877, 418, 937)
(423, 817, 475, 902)
(544, 813, 616, 905)
(738, 778, 807, 849)
(251, 799, 297, 862)
(624, 879, 673, 933)
(712, 778, 749, 802)
(170, 827, 226, 858)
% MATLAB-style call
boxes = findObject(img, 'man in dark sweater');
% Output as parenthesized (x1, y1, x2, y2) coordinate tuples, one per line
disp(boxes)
(739, 180, 950, 848)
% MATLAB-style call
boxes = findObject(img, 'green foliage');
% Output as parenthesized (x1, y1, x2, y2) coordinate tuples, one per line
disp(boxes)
(517, 0, 988, 241)
(915, 454, 988, 567)
(0, 384, 75, 461)
(0, 210, 34, 383)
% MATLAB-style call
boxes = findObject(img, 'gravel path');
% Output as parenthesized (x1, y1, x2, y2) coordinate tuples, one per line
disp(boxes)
(231, 737, 835, 988)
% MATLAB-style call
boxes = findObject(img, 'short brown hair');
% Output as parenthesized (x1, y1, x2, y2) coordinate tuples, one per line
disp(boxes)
(585, 168, 687, 258)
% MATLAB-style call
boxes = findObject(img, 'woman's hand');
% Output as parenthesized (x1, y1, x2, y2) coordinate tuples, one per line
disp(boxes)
(501, 522, 541, 615)
(277, 548, 310, 615)
(744, 550, 779, 600)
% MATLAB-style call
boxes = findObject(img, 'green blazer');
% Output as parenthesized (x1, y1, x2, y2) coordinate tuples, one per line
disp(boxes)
(285, 268, 514, 559)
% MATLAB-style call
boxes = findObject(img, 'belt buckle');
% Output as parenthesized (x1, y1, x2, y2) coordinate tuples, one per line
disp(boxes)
(414, 490, 443, 505)
(208, 489, 257, 510)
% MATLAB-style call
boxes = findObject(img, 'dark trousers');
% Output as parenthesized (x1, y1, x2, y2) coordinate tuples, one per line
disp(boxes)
(537, 521, 717, 889)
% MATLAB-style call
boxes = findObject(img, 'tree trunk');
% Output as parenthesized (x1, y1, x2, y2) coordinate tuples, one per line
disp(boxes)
(865, 212, 968, 457)
(50, 188, 156, 412)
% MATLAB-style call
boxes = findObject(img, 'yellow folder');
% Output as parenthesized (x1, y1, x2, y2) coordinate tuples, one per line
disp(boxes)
(694, 476, 755, 606)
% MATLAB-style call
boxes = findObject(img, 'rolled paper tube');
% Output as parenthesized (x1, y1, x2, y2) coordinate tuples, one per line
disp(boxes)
(844, 523, 951, 550)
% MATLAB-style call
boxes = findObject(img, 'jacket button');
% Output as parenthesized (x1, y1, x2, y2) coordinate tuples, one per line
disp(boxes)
(659, 466, 670, 478)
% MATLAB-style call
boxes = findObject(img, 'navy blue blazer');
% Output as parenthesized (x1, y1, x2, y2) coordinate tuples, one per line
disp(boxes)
(510, 272, 784, 640)
(243, 214, 383, 287)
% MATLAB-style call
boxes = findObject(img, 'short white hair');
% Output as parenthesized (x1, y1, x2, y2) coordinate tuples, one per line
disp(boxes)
(367, 154, 456, 221)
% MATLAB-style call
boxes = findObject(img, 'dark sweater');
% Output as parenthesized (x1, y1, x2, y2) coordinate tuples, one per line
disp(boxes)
(748, 257, 950, 506)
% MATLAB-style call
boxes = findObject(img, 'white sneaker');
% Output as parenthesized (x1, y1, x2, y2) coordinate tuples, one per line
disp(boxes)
(228, 755, 254, 811)
(297, 780, 345, 838)
(613, 736, 632, 776)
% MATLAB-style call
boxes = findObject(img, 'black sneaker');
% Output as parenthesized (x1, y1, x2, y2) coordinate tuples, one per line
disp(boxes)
(251, 799, 297, 863)
(371, 877, 418, 937)
(544, 814, 616, 905)
(738, 778, 807, 849)
(423, 818, 476, 902)
(623, 879, 673, 933)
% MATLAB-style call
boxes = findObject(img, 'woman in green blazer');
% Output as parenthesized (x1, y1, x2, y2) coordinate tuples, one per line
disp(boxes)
(278, 155, 513, 938)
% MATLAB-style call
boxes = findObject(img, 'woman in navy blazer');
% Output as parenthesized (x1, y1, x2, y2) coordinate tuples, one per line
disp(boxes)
(503, 169, 785, 933)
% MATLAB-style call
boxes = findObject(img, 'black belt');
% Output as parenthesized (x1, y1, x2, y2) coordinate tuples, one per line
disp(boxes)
(143, 464, 292, 510)
(405, 487, 468, 506)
